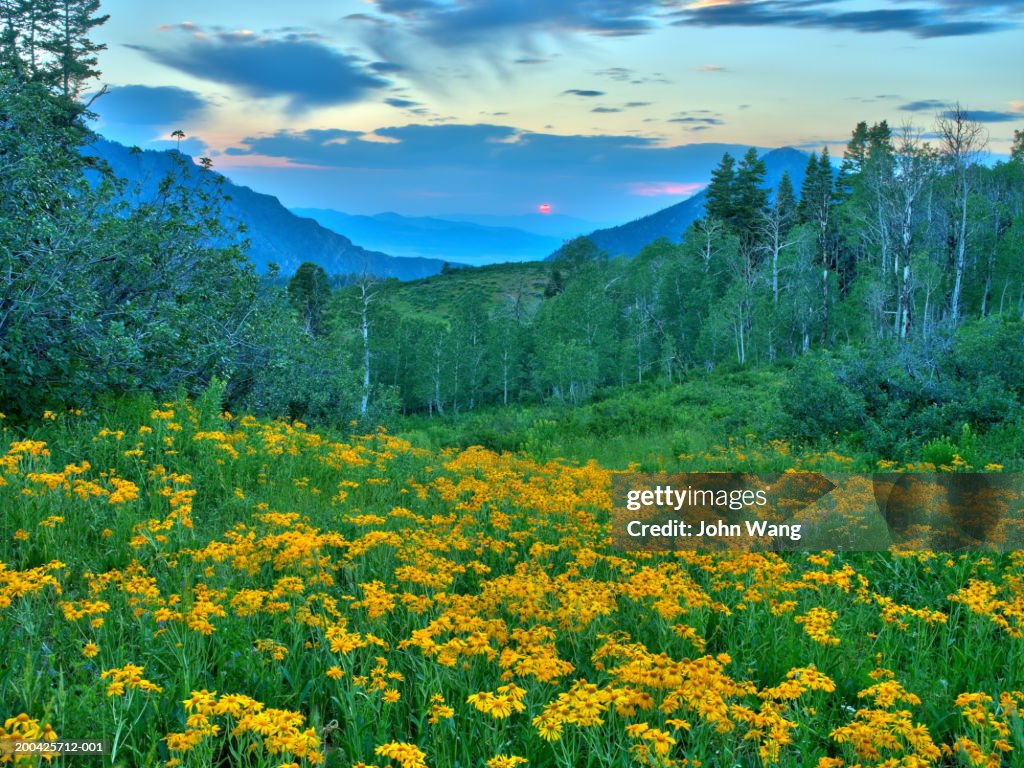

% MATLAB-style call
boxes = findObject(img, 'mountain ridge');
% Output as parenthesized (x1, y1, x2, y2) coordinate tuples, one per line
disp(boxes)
(87, 139, 452, 280)
(291, 208, 564, 266)
(552, 147, 812, 259)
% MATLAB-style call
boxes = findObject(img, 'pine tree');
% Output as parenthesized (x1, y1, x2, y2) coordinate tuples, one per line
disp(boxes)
(733, 147, 769, 232)
(837, 121, 869, 200)
(775, 170, 797, 237)
(798, 153, 819, 225)
(867, 121, 893, 163)
(287, 262, 331, 336)
(797, 149, 837, 344)
(44, 0, 108, 98)
(705, 152, 736, 223)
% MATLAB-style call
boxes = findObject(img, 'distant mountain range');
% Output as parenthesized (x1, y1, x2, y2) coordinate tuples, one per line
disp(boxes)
(291, 209, 567, 266)
(441, 213, 612, 240)
(551, 147, 812, 259)
(88, 139, 450, 280)
(90, 138, 815, 278)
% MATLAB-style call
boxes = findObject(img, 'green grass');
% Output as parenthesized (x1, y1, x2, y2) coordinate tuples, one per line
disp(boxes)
(379, 261, 551, 323)
(394, 368, 879, 471)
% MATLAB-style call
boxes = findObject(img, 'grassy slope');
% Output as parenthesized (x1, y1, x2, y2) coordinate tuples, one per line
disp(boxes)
(395, 368, 875, 472)
(380, 261, 551, 323)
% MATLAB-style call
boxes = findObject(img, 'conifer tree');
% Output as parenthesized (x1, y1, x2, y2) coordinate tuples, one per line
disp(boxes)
(705, 152, 736, 223)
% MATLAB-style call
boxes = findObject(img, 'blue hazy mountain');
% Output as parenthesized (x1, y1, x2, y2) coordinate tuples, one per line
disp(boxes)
(291, 209, 565, 266)
(88, 139, 451, 279)
(552, 147, 812, 259)
(440, 213, 613, 240)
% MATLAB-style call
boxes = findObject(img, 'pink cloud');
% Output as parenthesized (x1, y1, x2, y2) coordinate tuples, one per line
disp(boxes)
(628, 181, 706, 197)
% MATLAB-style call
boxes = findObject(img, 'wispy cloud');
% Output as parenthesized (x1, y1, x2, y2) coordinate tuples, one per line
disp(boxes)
(900, 101, 1024, 122)
(365, 0, 660, 46)
(899, 99, 949, 112)
(92, 84, 208, 127)
(385, 97, 421, 108)
(628, 181, 706, 197)
(128, 26, 391, 112)
(672, 0, 1015, 38)
(593, 66, 671, 85)
(940, 109, 1021, 123)
(221, 122, 750, 216)
(669, 116, 725, 125)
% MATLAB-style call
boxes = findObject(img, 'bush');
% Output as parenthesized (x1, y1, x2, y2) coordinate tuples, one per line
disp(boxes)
(778, 353, 866, 443)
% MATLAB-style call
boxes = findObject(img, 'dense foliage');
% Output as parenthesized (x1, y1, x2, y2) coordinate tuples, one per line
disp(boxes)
(0, 1, 263, 416)
(310, 124, 1023, 461)
(2, 1, 1022, 462)
(0, 2, 365, 424)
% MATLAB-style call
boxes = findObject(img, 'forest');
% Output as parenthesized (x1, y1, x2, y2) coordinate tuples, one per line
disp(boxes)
(2, 0, 1023, 454)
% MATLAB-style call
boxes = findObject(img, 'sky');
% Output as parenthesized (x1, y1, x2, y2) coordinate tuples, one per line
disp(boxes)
(90, 0, 1024, 222)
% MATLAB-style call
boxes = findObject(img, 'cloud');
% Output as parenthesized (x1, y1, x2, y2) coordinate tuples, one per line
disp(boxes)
(366, 0, 661, 46)
(901, 102, 1023, 121)
(669, 117, 725, 125)
(1009, 100, 1024, 112)
(220, 122, 759, 219)
(150, 135, 211, 157)
(671, 0, 1014, 38)
(669, 109, 725, 129)
(225, 122, 754, 179)
(940, 109, 1021, 123)
(129, 27, 391, 112)
(343, 13, 392, 26)
(385, 97, 421, 108)
(899, 99, 949, 112)
(92, 85, 208, 127)
(369, 61, 406, 74)
(924, 0, 1024, 8)
(564, 89, 606, 97)
(697, 64, 727, 72)
(625, 101, 651, 108)
(628, 181, 706, 197)
(794, 138, 852, 150)
(593, 66, 671, 85)
(592, 107, 623, 113)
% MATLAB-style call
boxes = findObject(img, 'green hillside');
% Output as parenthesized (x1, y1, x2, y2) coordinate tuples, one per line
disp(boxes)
(380, 261, 552, 323)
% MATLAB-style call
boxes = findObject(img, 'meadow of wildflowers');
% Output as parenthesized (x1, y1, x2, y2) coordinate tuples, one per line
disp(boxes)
(1, 401, 1022, 767)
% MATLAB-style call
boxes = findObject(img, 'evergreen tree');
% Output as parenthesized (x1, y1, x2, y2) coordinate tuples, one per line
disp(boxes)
(287, 261, 331, 336)
(837, 121, 869, 199)
(775, 171, 797, 235)
(45, 0, 108, 98)
(798, 153, 819, 225)
(796, 149, 837, 344)
(867, 121, 893, 163)
(705, 152, 736, 223)
(733, 147, 769, 237)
